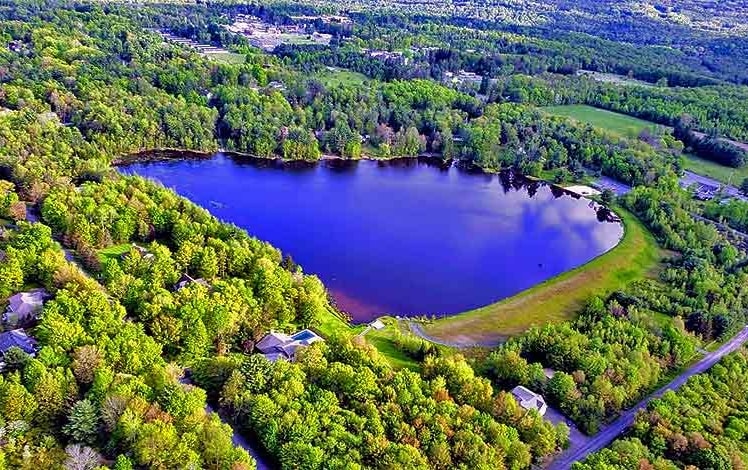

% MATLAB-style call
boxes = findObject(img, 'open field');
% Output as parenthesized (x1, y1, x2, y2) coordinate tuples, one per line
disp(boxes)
(576, 70, 656, 88)
(683, 153, 748, 186)
(543, 105, 663, 139)
(205, 51, 246, 64)
(317, 67, 369, 87)
(363, 317, 421, 370)
(421, 208, 664, 345)
(318, 313, 425, 370)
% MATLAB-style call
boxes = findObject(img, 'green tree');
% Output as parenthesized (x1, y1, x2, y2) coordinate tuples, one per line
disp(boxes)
(64, 399, 100, 445)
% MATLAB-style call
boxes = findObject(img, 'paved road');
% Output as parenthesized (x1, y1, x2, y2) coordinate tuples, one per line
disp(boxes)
(180, 374, 273, 470)
(549, 326, 748, 469)
(592, 176, 632, 196)
(406, 321, 502, 348)
(681, 170, 748, 201)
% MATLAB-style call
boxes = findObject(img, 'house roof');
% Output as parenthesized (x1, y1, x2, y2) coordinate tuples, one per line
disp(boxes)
(0, 329, 37, 355)
(262, 351, 289, 362)
(511, 386, 546, 412)
(370, 319, 385, 330)
(256, 329, 323, 358)
(5, 289, 48, 324)
(175, 274, 210, 291)
(256, 331, 292, 353)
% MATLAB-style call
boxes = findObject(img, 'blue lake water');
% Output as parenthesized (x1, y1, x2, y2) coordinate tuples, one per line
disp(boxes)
(120, 153, 623, 323)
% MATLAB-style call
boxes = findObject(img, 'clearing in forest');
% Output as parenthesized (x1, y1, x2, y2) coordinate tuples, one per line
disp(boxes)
(543, 105, 663, 139)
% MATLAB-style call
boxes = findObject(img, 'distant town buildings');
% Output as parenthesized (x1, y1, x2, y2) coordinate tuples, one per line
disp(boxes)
(511, 385, 548, 416)
(226, 15, 332, 52)
(255, 329, 324, 362)
(364, 49, 409, 65)
(444, 70, 483, 86)
(157, 32, 231, 56)
(287, 15, 352, 25)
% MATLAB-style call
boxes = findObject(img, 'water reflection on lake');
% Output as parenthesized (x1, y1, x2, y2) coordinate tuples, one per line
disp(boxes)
(120, 154, 623, 323)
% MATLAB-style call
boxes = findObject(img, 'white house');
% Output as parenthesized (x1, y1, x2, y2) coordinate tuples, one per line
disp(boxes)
(255, 329, 324, 362)
(511, 385, 548, 416)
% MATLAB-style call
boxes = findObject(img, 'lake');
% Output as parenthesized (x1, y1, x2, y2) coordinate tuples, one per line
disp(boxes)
(120, 153, 623, 323)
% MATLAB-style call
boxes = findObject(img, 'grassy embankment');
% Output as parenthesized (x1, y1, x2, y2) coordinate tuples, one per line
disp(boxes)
(98, 243, 134, 263)
(420, 207, 663, 345)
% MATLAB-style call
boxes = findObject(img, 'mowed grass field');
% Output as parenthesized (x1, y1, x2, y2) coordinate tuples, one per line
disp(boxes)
(317, 68, 368, 87)
(421, 208, 664, 345)
(682, 153, 748, 186)
(543, 105, 663, 139)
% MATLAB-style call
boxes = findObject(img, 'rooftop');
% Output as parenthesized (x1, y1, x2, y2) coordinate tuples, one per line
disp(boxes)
(4, 289, 48, 326)
(511, 385, 547, 415)
(0, 329, 37, 356)
(256, 329, 323, 361)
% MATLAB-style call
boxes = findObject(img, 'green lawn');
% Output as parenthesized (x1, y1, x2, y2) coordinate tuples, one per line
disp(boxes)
(317, 68, 368, 87)
(682, 153, 748, 186)
(316, 311, 423, 370)
(543, 105, 663, 139)
(363, 317, 421, 371)
(422, 207, 664, 345)
(97, 243, 133, 262)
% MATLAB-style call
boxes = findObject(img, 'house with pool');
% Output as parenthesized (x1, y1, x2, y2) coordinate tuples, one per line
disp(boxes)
(256, 329, 324, 362)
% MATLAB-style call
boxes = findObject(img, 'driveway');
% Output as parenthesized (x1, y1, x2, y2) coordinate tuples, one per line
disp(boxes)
(544, 406, 590, 452)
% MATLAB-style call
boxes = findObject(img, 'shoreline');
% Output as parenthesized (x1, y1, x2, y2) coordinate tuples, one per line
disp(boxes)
(114, 147, 628, 338)
(113, 147, 451, 167)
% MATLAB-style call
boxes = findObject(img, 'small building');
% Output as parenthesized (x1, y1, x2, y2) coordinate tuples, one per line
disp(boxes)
(370, 319, 385, 330)
(3, 289, 49, 327)
(256, 329, 324, 362)
(174, 274, 210, 291)
(511, 385, 548, 416)
(122, 244, 154, 262)
(0, 329, 37, 357)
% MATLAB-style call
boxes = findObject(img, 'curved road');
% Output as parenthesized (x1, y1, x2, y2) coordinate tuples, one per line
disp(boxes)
(405, 321, 502, 348)
(549, 326, 748, 469)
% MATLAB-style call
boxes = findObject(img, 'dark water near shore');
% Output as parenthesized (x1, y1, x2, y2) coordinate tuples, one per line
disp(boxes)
(120, 153, 623, 323)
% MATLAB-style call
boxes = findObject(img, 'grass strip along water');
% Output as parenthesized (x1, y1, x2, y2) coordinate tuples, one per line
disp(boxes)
(420, 207, 663, 347)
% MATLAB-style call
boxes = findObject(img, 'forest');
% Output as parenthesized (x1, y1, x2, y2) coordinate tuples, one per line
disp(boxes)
(575, 350, 748, 469)
(0, 0, 748, 469)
